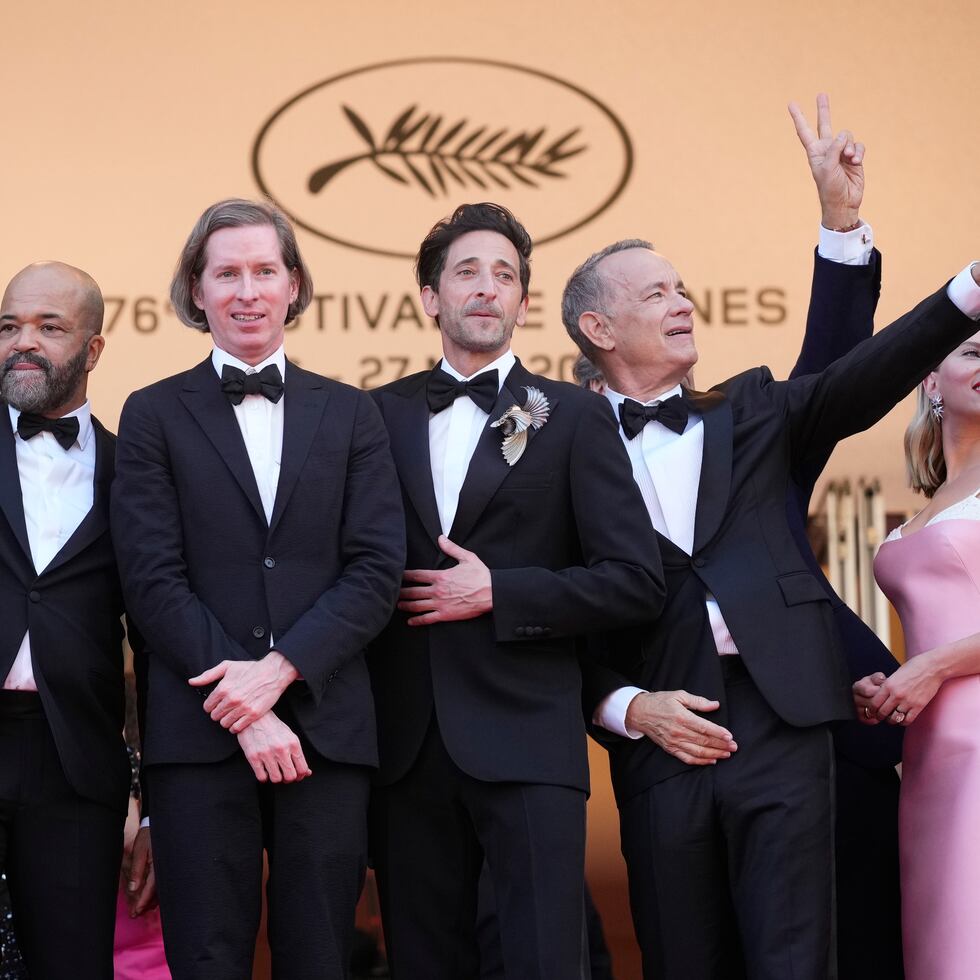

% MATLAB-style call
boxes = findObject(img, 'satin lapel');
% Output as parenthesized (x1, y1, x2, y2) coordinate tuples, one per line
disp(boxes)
(42, 417, 113, 574)
(448, 361, 558, 545)
(0, 411, 32, 563)
(269, 362, 329, 534)
(177, 358, 266, 524)
(384, 377, 443, 549)
(688, 389, 733, 553)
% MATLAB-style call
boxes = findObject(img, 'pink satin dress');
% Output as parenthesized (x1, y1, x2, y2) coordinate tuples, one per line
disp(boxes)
(874, 493, 980, 980)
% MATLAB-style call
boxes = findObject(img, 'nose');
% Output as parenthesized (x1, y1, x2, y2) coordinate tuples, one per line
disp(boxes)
(473, 269, 496, 298)
(674, 292, 695, 315)
(12, 327, 39, 351)
(237, 273, 259, 301)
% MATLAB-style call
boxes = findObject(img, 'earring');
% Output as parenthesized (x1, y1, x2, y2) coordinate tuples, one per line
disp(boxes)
(930, 394, 944, 423)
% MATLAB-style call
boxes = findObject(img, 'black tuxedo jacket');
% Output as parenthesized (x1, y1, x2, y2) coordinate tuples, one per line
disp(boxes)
(0, 413, 130, 813)
(111, 357, 405, 769)
(788, 250, 904, 769)
(585, 281, 977, 805)
(369, 359, 665, 793)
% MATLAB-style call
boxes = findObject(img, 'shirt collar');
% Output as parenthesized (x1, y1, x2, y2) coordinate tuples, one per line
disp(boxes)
(439, 349, 515, 392)
(8, 399, 94, 451)
(604, 383, 683, 414)
(211, 343, 286, 379)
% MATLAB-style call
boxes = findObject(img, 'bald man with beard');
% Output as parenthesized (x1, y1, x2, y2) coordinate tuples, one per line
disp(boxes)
(0, 263, 141, 979)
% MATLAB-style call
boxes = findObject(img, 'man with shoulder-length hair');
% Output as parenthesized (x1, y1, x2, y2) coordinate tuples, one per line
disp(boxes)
(111, 199, 405, 979)
(367, 202, 665, 978)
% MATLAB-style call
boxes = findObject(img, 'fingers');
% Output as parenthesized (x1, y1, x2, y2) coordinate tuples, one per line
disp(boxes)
(399, 585, 437, 601)
(188, 662, 227, 687)
(438, 534, 472, 561)
(787, 101, 815, 148)
(816, 92, 832, 140)
(675, 692, 722, 714)
(406, 611, 442, 627)
(402, 568, 438, 584)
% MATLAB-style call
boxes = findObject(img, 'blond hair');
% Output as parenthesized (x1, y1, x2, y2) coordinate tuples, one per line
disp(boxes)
(904, 383, 945, 498)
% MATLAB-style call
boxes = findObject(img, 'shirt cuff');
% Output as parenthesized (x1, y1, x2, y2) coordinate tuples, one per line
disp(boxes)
(139, 816, 150, 829)
(947, 263, 980, 320)
(817, 222, 873, 266)
(594, 686, 647, 739)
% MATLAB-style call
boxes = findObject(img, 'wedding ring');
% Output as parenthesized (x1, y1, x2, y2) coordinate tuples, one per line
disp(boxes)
(893, 710, 906, 723)
(863, 706, 872, 719)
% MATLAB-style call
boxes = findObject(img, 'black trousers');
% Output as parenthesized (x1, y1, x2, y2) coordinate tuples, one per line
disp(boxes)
(0, 691, 124, 980)
(148, 742, 370, 980)
(619, 657, 835, 980)
(371, 718, 588, 980)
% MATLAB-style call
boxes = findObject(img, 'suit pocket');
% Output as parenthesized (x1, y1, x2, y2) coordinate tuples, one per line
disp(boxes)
(498, 470, 554, 491)
(776, 571, 829, 606)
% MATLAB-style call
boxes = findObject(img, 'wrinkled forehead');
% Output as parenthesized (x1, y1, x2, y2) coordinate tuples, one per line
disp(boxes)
(597, 248, 681, 299)
(442, 229, 521, 273)
(1, 268, 85, 319)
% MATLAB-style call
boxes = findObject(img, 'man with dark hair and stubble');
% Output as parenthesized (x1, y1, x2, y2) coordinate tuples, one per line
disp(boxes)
(111, 199, 405, 979)
(0, 262, 148, 979)
(367, 202, 665, 978)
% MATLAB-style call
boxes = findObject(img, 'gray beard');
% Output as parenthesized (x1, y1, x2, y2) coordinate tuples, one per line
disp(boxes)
(0, 347, 88, 414)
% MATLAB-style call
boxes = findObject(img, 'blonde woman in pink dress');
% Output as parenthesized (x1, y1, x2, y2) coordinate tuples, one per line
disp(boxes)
(854, 305, 980, 980)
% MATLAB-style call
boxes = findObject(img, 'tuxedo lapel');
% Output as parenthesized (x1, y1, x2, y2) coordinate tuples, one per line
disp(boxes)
(177, 358, 266, 525)
(687, 389, 733, 553)
(42, 418, 113, 575)
(269, 362, 329, 534)
(448, 361, 557, 545)
(385, 376, 443, 549)
(0, 411, 32, 563)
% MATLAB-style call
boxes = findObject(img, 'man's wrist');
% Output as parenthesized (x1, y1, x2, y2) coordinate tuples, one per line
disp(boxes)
(264, 650, 300, 686)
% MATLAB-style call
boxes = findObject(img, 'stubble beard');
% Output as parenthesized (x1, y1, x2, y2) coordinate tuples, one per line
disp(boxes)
(0, 347, 89, 414)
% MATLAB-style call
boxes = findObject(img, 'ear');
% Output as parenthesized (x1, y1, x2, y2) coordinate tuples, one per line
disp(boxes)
(289, 268, 299, 304)
(84, 333, 105, 373)
(191, 276, 204, 311)
(922, 372, 941, 399)
(515, 293, 529, 328)
(578, 311, 614, 352)
(421, 284, 439, 319)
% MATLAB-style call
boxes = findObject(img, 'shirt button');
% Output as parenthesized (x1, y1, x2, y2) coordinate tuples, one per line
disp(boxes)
(252, 626, 266, 639)
(515, 626, 527, 637)
(263, 557, 276, 569)
(29, 590, 41, 603)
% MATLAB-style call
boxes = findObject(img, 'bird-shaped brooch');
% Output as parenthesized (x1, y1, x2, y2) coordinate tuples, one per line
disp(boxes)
(490, 386, 551, 466)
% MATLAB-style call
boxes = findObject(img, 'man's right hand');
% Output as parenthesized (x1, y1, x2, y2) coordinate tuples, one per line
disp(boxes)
(625, 691, 738, 766)
(237, 711, 312, 783)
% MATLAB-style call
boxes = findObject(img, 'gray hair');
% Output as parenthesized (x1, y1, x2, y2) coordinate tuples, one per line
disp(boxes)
(561, 239, 654, 358)
(170, 198, 314, 331)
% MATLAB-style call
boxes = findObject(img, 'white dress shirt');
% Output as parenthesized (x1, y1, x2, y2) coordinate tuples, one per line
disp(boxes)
(429, 349, 516, 535)
(596, 226, 980, 738)
(211, 344, 286, 525)
(3, 402, 95, 691)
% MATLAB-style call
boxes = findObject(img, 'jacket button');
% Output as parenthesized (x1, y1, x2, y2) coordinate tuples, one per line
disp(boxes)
(693, 557, 705, 568)
(252, 626, 266, 639)
(515, 626, 527, 636)
(263, 557, 276, 569)
(28, 590, 40, 603)
(531, 626, 543, 636)
(542, 627, 552, 636)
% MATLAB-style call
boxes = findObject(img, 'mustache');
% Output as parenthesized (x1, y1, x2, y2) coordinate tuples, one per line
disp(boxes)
(462, 303, 503, 318)
(2, 352, 51, 374)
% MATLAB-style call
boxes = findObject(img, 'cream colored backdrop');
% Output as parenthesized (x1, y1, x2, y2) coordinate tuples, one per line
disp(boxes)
(4, 1, 977, 973)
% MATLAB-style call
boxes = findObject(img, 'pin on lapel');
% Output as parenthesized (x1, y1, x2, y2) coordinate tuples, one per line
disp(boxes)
(490, 386, 550, 466)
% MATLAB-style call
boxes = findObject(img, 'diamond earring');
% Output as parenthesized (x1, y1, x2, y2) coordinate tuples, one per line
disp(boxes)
(930, 394, 944, 423)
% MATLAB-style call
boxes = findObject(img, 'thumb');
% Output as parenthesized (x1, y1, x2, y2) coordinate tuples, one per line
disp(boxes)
(438, 534, 472, 561)
(188, 663, 226, 686)
(676, 691, 721, 713)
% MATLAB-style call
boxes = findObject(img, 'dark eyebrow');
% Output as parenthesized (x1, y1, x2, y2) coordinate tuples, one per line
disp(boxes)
(452, 256, 518, 274)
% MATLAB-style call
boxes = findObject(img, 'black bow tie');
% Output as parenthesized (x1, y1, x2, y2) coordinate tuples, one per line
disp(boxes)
(220, 364, 284, 406)
(16, 412, 80, 450)
(619, 394, 689, 440)
(426, 368, 499, 415)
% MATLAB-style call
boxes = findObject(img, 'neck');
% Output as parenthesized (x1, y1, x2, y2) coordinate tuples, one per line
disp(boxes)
(940, 417, 980, 483)
(602, 363, 686, 403)
(442, 346, 508, 379)
(34, 389, 87, 420)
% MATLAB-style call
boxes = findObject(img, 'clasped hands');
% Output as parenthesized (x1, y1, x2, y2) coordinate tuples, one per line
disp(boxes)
(188, 650, 311, 784)
(853, 656, 942, 727)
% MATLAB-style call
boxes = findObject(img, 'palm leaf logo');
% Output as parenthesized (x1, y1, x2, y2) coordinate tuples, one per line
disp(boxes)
(308, 104, 587, 196)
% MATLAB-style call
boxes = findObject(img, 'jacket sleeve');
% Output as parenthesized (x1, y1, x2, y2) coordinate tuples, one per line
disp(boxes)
(490, 393, 666, 641)
(268, 392, 405, 704)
